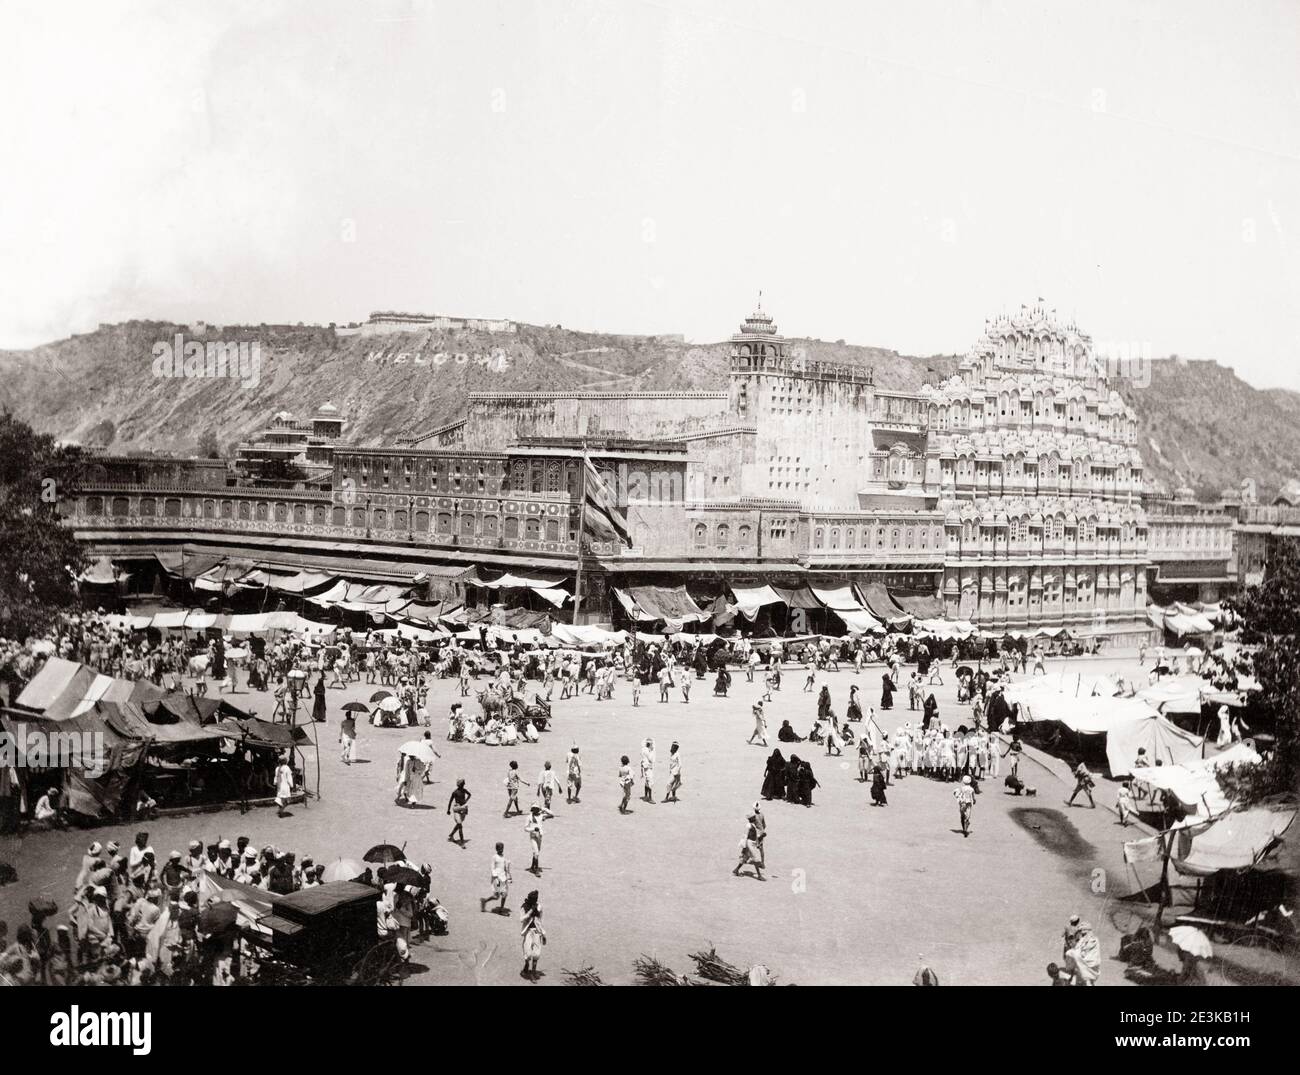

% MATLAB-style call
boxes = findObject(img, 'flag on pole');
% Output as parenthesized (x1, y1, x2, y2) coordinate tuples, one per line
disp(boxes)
(583, 456, 632, 547)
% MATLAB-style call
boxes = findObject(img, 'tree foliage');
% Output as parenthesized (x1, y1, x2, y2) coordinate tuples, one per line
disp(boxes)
(1220, 537, 1300, 803)
(255, 458, 307, 486)
(0, 411, 88, 639)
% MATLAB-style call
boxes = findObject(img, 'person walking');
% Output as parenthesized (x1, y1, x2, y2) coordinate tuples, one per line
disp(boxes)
(519, 890, 547, 981)
(747, 701, 768, 746)
(524, 803, 554, 874)
(617, 755, 634, 813)
(954, 774, 975, 836)
(504, 761, 529, 818)
(663, 741, 682, 802)
(480, 842, 512, 915)
(565, 746, 582, 804)
(447, 779, 472, 844)
(273, 755, 294, 818)
(639, 738, 656, 803)
(536, 761, 562, 811)
(1065, 762, 1096, 808)
(339, 712, 357, 765)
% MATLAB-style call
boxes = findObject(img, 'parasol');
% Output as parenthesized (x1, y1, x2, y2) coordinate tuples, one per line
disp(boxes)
(287, 669, 308, 681)
(399, 740, 437, 764)
(1168, 925, 1213, 960)
(30, 639, 56, 655)
(28, 896, 58, 918)
(377, 696, 402, 713)
(363, 842, 407, 865)
(321, 858, 365, 883)
(380, 865, 424, 888)
(341, 702, 370, 713)
(199, 901, 239, 933)
(369, 690, 395, 703)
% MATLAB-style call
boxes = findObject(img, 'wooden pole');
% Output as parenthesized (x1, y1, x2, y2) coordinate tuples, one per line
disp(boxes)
(572, 451, 590, 626)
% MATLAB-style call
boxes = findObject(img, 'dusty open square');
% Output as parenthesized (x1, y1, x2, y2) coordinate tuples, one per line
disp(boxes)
(3, 651, 1204, 986)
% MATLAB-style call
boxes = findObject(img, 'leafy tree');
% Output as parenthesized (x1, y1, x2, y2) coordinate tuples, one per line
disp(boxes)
(197, 430, 223, 459)
(86, 418, 116, 448)
(255, 458, 307, 486)
(0, 412, 87, 639)
(1219, 537, 1300, 803)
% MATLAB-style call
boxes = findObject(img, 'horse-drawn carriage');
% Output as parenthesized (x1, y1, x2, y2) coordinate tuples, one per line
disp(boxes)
(236, 881, 405, 986)
(476, 688, 552, 732)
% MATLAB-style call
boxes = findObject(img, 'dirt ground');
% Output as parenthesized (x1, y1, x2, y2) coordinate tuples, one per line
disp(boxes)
(2, 650, 1293, 985)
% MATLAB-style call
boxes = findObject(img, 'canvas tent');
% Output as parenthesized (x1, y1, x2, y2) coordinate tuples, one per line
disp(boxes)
(809, 585, 883, 634)
(1170, 805, 1297, 876)
(1131, 742, 1261, 818)
(727, 584, 785, 621)
(1017, 692, 1203, 777)
(855, 582, 912, 627)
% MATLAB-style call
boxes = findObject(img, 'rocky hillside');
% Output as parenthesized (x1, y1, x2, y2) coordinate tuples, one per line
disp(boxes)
(0, 319, 1295, 498)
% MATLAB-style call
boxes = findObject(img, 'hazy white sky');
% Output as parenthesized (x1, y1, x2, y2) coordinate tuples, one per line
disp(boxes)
(2, 0, 1298, 387)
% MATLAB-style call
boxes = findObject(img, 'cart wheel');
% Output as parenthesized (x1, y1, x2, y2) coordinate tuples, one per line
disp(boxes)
(355, 940, 405, 986)
(1107, 906, 1146, 935)
(1233, 932, 1284, 956)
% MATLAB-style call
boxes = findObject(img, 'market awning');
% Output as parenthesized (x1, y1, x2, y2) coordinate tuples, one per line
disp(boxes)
(889, 589, 943, 619)
(1132, 742, 1261, 817)
(771, 586, 823, 610)
(15, 657, 84, 712)
(855, 582, 912, 626)
(728, 584, 784, 620)
(470, 571, 570, 590)
(615, 585, 708, 624)
(1172, 805, 1297, 876)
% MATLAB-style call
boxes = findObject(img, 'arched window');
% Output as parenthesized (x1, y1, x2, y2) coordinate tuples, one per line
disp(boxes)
(814, 528, 824, 549)
(716, 523, 730, 547)
(738, 524, 752, 546)
(694, 523, 708, 547)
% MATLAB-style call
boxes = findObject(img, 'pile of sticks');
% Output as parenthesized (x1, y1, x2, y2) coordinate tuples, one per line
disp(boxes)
(688, 945, 777, 985)
(562, 965, 604, 986)
(633, 955, 692, 986)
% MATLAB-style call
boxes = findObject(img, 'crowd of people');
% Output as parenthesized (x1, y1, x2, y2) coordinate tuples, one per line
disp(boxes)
(0, 825, 446, 986)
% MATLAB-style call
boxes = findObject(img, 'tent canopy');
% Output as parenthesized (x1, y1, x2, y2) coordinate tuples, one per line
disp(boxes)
(889, 589, 944, 619)
(728, 584, 784, 620)
(1172, 805, 1297, 876)
(855, 582, 912, 626)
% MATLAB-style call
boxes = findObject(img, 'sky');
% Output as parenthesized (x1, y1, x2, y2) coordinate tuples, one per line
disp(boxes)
(2, 0, 1298, 388)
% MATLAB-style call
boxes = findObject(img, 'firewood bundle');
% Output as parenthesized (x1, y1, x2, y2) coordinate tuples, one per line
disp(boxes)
(633, 955, 692, 986)
(562, 965, 604, 986)
(689, 946, 776, 986)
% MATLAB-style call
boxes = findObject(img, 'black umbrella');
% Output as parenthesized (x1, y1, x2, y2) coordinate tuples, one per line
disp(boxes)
(28, 896, 58, 918)
(341, 702, 369, 713)
(956, 665, 973, 678)
(380, 865, 423, 888)
(369, 690, 395, 703)
(363, 842, 407, 865)
(200, 901, 239, 933)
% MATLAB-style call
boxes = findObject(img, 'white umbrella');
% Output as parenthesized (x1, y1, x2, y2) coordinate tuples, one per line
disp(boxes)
(399, 740, 437, 764)
(377, 696, 402, 713)
(1168, 925, 1213, 960)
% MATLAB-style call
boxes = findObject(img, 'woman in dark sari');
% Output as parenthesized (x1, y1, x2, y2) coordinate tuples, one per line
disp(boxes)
(798, 759, 820, 806)
(870, 765, 888, 806)
(817, 685, 832, 720)
(760, 749, 786, 800)
(784, 754, 802, 803)
(312, 675, 328, 723)
(846, 684, 863, 723)
(880, 673, 895, 711)
(922, 692, 938, 731)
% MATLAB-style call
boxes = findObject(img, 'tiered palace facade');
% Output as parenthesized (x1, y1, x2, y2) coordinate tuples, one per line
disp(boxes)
(64, 301, 1172, 638)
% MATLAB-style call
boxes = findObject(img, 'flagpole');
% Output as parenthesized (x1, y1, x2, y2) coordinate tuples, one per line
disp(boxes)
(572, 449, 589, 626)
